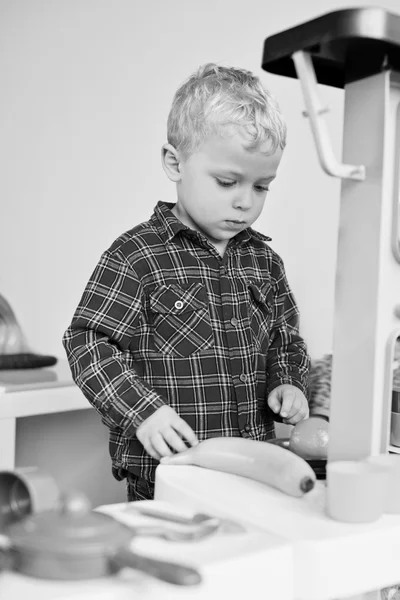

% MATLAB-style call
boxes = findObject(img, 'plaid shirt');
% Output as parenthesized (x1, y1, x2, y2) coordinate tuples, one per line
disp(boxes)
(63, 201, 310, 483)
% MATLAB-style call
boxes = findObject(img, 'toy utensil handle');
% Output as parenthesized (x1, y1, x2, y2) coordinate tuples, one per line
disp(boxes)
(112, 546, 202, 586)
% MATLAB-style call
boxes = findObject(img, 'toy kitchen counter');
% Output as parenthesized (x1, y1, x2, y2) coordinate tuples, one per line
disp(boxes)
(155, 465, 400, 600)
(0, 499, 294, 600)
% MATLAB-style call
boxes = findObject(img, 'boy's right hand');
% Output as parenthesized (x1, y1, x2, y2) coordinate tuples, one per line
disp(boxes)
(136, 405, 199, 461)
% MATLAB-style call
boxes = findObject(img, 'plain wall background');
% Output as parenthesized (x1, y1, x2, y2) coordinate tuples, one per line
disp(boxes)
(6, 0, 400, 361)
(2, 0, 400, 504)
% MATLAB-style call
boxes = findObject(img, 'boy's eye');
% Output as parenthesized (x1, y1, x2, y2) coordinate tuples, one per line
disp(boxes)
(216, 178, 235, 188)
(216, 178, 270, 192)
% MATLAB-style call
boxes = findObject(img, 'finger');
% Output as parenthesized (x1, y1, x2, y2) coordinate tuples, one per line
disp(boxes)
(162, 428, 189, 453)
(279, 392, 297, 419)
(284, 412, 306, 425)
(136, 429, 148, 451)
(173, 419, 199, 447)
(283, 398, 303, 420)
(267, 391, 281, 414)
(283, 404, 309, 425)
(142, 439, 162, 461)
(137, 429, 166, 461)
(283, 412, 303, 425)
(151, 432, 174, 459)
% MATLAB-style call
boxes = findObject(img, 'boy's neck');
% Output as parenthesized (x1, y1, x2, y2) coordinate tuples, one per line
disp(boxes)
(212, 240, 228, 257)
(171, 204, 228, 257)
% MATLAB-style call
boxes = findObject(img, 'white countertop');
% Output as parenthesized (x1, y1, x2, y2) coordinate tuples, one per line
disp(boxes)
(0, 500, 294, 600)
(155, 465, 400, 600)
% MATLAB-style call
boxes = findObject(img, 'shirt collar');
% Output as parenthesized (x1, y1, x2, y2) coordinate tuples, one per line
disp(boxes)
(152, 201, 272, 245)
(152, 202, 188, 243)
(234, 227, 272, 245)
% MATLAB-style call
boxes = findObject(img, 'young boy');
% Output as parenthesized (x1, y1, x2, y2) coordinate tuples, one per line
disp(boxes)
(63, 63, 311, 501)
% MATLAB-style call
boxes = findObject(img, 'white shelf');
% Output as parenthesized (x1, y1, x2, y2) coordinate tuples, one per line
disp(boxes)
(0, 384, 89, 419)
(0, 361, 91, 470)
(0, 360, 90, 419)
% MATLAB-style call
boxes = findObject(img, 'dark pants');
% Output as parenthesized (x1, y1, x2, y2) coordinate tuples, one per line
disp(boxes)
(126, 473, 155, 501)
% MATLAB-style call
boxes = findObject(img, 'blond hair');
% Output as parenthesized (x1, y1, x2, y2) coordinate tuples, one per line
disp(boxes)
(167, 63, 287, 158)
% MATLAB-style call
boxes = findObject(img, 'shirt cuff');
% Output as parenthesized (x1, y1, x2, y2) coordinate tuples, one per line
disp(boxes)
(108, 390, 166, 437)
(310, 406, 330, 420)
(268, 375, 309, 399)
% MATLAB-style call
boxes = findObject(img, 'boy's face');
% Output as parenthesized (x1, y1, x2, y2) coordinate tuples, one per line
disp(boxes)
(164, 126, 283, 253)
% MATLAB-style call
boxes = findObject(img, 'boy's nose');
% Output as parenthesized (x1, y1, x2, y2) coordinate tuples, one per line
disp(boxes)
(233, 189, 253, 210)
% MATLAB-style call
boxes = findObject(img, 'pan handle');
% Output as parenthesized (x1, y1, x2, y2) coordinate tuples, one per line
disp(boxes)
(111, 546, 202, 586)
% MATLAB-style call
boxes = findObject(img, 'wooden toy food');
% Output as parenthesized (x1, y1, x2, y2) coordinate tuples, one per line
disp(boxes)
(161, 436, 316, 497)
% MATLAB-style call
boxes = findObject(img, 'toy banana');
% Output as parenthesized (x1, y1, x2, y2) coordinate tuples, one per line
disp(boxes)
(161, 437, 316, 497)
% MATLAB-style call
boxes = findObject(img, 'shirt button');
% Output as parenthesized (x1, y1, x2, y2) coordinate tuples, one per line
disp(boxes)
(230, 318, 238, 326)
(174, 300, 184, 310)
(220, 266, 227, 275)
(239, 373, 247, 383)
(244, 424, 251, 433)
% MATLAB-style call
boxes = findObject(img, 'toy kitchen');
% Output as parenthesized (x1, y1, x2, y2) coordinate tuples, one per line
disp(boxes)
(3, 7, 400, 600)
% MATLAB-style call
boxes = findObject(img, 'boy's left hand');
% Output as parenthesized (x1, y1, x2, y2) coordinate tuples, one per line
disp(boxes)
(267, 384, 309, 425)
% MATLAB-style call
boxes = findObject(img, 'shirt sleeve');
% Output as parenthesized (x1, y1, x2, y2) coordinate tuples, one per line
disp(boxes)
(308, 354, 331, 419)
(62, 249, 165, 436)
(266, 255, 311, 398)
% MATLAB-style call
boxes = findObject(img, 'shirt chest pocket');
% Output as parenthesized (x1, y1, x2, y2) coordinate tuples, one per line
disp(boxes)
(149, 283, 214, 357)
(248, 281, 273, 351)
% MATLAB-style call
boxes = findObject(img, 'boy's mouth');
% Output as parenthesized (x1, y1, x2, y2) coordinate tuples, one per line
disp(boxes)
(224, 220, 246, 229)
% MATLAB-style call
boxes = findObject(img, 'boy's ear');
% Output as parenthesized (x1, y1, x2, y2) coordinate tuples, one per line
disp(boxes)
(161, 143, 181, 182)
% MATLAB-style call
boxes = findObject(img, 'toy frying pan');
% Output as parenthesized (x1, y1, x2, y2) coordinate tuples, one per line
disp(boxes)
(0, 492, 201, 586)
